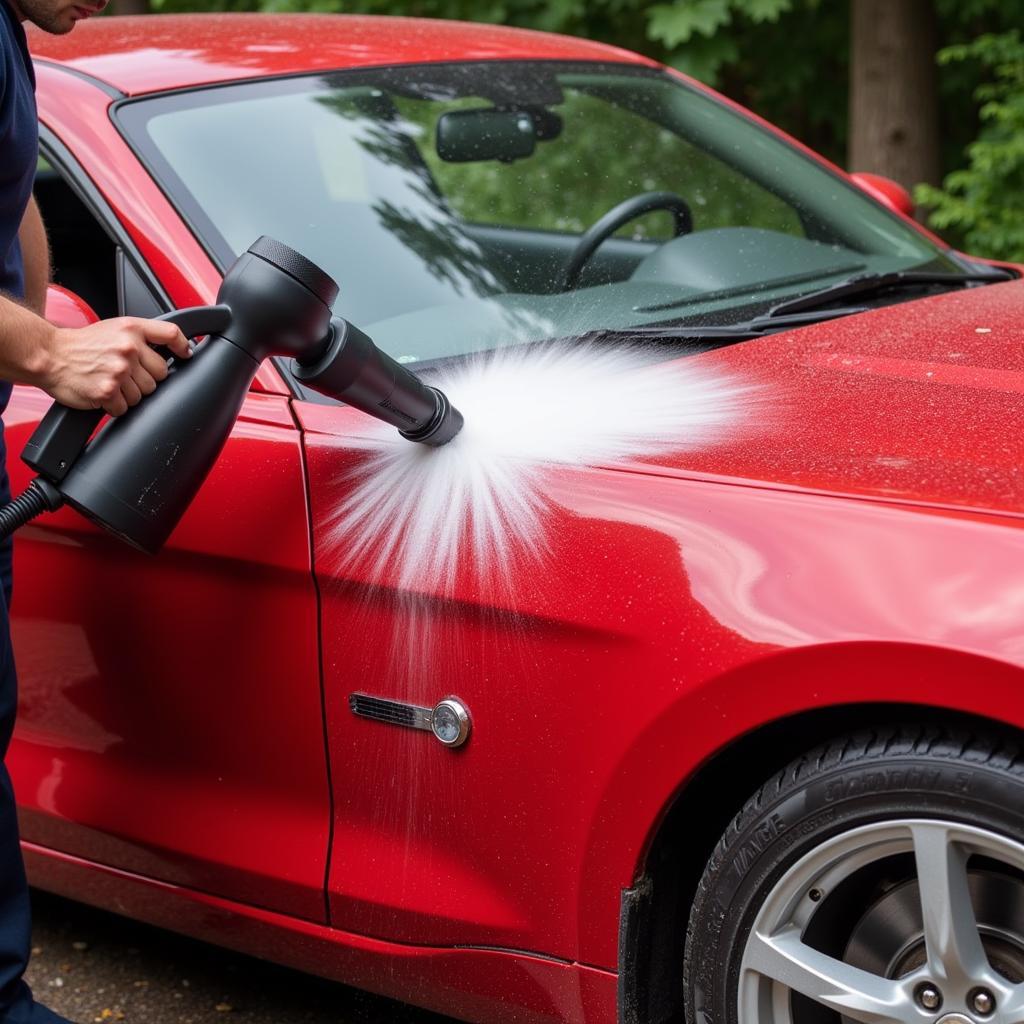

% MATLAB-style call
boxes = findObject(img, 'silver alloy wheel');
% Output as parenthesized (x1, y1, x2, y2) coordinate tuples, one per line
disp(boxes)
(738, 820, 1024, 1024)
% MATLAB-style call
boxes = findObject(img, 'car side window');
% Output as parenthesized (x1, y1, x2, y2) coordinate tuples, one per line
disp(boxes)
(34, 154, 119, 318)
(34, 152, 165, 320)
(396, 88, 805, 241)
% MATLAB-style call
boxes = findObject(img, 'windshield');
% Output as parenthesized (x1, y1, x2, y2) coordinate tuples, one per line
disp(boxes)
(116, 61, 965, 365)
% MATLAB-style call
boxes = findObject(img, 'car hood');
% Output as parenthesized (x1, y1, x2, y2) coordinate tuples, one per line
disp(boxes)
(643, 280, 1024, 516)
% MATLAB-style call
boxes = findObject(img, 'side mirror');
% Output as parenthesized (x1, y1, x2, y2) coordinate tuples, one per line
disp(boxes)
(850, 172, 915, 218)
(45, 285, 99, 328)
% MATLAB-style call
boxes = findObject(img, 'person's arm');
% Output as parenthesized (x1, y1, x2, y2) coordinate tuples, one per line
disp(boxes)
(0, 296, 192, 416)
(17, 195, 49, 317)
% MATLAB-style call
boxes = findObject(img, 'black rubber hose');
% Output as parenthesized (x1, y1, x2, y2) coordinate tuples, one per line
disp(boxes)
(0, 478, 63, 541)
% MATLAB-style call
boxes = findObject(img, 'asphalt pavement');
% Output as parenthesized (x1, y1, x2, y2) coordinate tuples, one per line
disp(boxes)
(25, 890, 455, 1024)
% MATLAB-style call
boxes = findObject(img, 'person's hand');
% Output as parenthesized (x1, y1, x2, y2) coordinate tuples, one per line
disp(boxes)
(38, 317, 192, 417)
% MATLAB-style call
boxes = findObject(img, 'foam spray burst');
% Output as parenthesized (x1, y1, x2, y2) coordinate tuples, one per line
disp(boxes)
(328, 342, 758, 593)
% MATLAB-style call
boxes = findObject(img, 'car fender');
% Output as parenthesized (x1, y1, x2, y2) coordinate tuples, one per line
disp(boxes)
(575, 638, 1024, 968)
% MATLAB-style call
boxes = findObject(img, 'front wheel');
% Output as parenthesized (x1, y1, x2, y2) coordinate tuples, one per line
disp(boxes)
(685, 729, 1024, 1024)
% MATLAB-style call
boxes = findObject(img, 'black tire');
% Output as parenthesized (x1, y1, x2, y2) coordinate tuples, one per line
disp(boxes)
(684, 726, 1024, 1024)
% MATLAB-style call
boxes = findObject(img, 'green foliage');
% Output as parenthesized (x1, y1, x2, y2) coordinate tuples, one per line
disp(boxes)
(647, 0, 734, 49)
(916, 29, 1024, 260)
(646, 0, 791, 83)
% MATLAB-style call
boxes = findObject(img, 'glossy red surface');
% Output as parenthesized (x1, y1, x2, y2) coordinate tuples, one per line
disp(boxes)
(295, 337, 1024, 969)
(640, 282, 1024, 514)
(11, 16, 1024, 1024)
(8, 385, 331, 921)
(24, 842, 617, 1024)
(28, 14, 654, 95)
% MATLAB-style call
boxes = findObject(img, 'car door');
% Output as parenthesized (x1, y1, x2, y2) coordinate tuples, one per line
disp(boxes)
(4, 114, 331, 923)
(292, 397, 669, 962)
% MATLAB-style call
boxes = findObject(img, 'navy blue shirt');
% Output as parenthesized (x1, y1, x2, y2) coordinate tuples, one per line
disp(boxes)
(0, 0, 36, 303)
(0, 0, 35, 433)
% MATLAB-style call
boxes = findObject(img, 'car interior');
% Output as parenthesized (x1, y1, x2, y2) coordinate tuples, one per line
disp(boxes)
(34, 159, 119, 318)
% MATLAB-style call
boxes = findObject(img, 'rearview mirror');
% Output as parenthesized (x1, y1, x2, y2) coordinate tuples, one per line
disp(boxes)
(436, 108, 536, 163)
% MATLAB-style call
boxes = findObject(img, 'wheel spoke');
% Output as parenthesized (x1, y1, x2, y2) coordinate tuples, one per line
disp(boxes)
(910, 822, 991, 986)
(1003, 983, 1024, 1024)
(744, 926, 912, 1024)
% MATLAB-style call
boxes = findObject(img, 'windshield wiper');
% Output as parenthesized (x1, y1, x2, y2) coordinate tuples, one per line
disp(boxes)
(590, 304, 872, 343)
(764, 269, 1012, 320)
(585, 269, 1013, 346)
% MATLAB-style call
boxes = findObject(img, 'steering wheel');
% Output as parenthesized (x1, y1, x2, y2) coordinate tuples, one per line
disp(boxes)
(562, 191, 693, 291)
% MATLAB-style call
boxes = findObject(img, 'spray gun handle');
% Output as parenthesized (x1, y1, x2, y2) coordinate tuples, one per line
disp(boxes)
(21, 304, 233, 484)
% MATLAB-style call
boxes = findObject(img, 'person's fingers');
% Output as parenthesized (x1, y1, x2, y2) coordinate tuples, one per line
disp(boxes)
(42, 319, 189, 414)
(139, 319, 192, 360)
(103, 392, 128, 417)
(131, 365, 158, 398)
(138, 344, 170, 383)
(120, 377, 143, 409)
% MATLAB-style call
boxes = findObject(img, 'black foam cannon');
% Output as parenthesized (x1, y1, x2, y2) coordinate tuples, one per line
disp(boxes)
(0, 237, 463, 553)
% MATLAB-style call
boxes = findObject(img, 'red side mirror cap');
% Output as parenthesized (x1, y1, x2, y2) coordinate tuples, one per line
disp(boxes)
(44, 285, 100, 328)
(850, 172, 915, 218)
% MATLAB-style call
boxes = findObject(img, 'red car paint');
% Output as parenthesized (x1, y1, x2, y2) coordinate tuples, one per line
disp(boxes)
(29, 13, 656, 95)
(7, 15, 1024, 1024)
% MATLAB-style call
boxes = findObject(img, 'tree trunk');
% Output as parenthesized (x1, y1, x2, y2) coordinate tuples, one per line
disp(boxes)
(848, 0, 941, 191)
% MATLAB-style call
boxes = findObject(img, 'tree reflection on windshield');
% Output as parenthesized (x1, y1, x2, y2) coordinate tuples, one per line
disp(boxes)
(315, 91, 501, 300)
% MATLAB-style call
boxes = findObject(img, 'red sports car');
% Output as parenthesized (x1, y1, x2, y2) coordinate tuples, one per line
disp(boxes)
(10, 13, 1024, 1024)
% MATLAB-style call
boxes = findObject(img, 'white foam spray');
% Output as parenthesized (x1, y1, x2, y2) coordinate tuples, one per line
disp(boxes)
(327, 342, 760, 593)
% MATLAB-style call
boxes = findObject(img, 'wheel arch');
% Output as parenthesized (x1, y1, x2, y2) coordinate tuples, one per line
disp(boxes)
(608, 645, 1024, 1024)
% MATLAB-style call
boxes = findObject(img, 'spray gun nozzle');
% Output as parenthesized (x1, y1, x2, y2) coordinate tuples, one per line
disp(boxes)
(292, 317, 464, 446)
(399, 387, 464, 447)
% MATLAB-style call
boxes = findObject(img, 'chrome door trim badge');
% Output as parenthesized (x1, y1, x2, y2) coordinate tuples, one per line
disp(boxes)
(349, 693, 472, 748)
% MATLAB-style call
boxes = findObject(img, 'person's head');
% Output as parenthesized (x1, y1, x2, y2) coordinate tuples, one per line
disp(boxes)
(6, 0, 106, 35)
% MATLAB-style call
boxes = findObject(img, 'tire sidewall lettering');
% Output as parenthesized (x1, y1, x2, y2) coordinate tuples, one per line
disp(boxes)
(685, 744, 1024, 1024)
